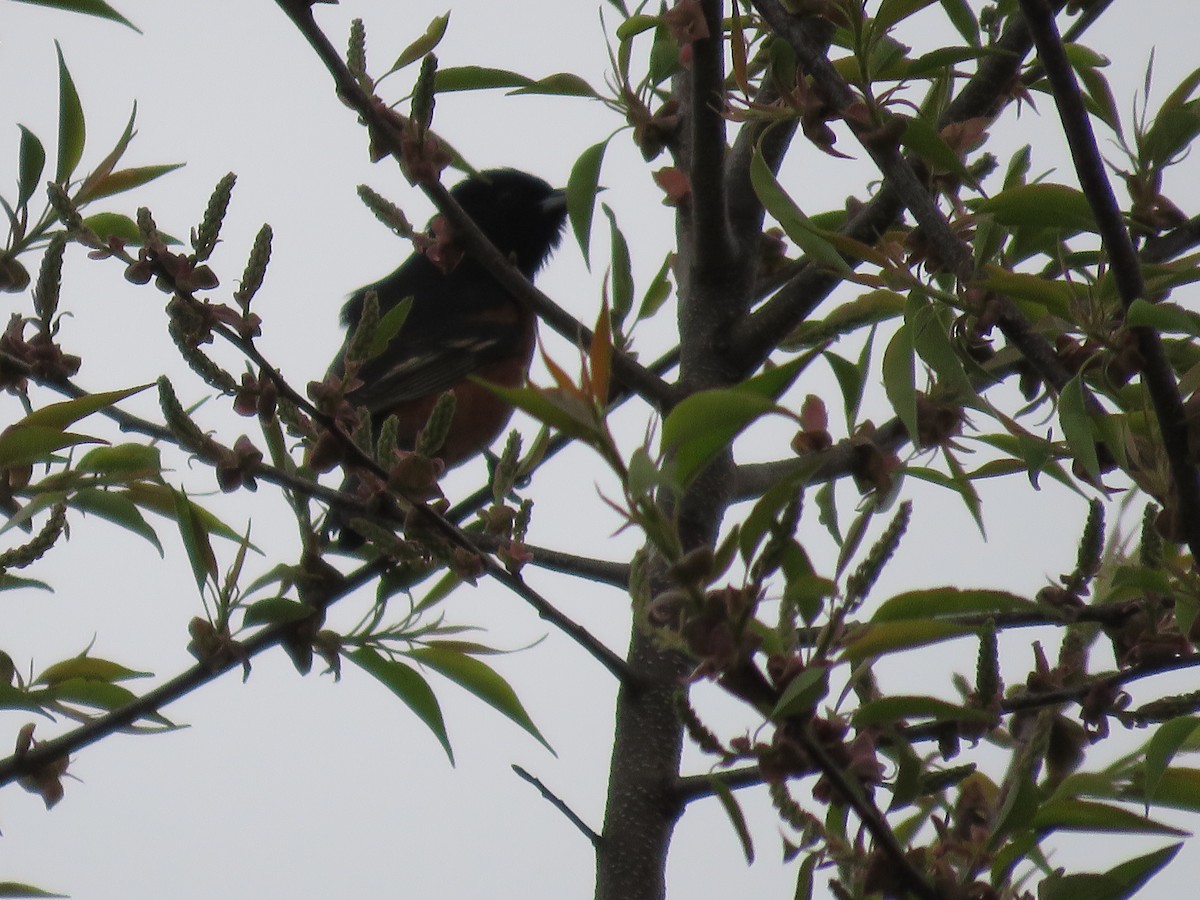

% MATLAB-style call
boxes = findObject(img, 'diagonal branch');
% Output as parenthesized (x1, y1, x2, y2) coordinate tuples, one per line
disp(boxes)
(1017, 0, 1200, 562)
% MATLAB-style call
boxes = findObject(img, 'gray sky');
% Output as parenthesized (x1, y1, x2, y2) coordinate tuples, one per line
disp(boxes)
(3, 1, 1200, 897)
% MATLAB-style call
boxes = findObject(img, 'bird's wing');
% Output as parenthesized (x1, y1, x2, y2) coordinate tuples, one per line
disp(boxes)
(345, 321, 520, 414)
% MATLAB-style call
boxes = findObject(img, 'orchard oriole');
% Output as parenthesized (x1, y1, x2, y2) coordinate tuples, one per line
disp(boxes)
(325, 168, 567, 542)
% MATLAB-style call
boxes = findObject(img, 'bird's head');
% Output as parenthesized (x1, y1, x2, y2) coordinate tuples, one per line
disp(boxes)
(449, 168, 568, 277)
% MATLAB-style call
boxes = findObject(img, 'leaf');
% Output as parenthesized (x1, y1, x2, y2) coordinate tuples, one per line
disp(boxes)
(83, 211, 140, 243)
(853, 695, 997, 727)
(661, 350, 821, 487)
(1126, 297, 1200, 336)
(36, 656, 149, 685)
(75, 163, 183, 203)
(390, 12, 451, 72)
(54, 42, 85, 184)
(348, 647, 453, 763)
(511, 73, 600, 98)
(71, 488, 163, 555)
(843, 620, 974, 662)
(1059, 373, 1099, 482)
(772, 665, 829, 719)
(938, 0, 980, 47)
(409, 646, 552, 751)
(567, 139, 610, 266)
(872, 587, 1034, 622)
(750, 147, 851, 274)
(708, 776, 755, 864)
(0, 426, 101, 468)
(905, 292, 976, 402)
(1143, 717, 1200, 810)
(433, 65, 532, 93)
(171, 487, 218, 591)
(970, 184, 1097, 233)
(12, 0, 138, 31)
(882, 324, 918, 442)
(17, 126, 46, 208)
(18, 385, 150, 431)
(77, 442, 162, 475)
(635, 253, 673, 324)
(901, 115, 975, 185)
(1032, 798, 1187, 836)
(0, 880, 69, 898)
(242, 598, 313, 627)
(367, 296, 413, 358)
(602, 204, 634, 325)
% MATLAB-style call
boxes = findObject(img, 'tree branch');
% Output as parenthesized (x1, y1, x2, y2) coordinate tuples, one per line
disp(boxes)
(1017, 0, 1200, 561)
(512, 763, 601, 847)
(0, 558, 382, 789)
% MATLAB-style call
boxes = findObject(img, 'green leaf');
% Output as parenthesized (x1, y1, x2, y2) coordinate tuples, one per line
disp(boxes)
(433, 65, 532, 93)
(0, 573, 52, 592)
(36, 655, 149, 685)
(901, 115, 975, 185)
(635, 253, 673, 324)
(390, 12, 451, 71)
(661, 350, 821, 487)
(772, 665, 829, 719)
(19, 385, 150, 431)
(0, 880, 69, 898)
(873, 587, 1034, 622)
(54, 42, 86, 184)
(1144, 99, 1200, 168)
(12, 0, 138, 31)
(567, 139, 610, 266)
(905, 292, 976, 402)
(367, 296, 414, 358)
(937, 0, 979, 47)
(853, 695, 996, 728)
(1126, 297, 1200, 336)
(843, 620, 974, 662)
(602, 204, 634, 325)
(242, 597, 313, 627)
(1033, 798, 1187, 836)
(82, 211, 140, 243)
(1143, 717, 1200, 810)
(511, 73, 600, 98)
(709, 775, 755, 864)
(0, 426, 101, 468)
(874, 0, 936, 32)
(409, 645, 552, 751)
(75, 163, 183, 203)
(171, 487, 218, 591)
(882, 324, 918, 441)
(971, 183, 1097, 233)
(1059, 373, 1099, 481)
(77, 442, 162, 474)
(750, 147, 851, 274)
(72, 487, 163, 555)
(348, 647, 453, 763)
(17, 126, 46, 208)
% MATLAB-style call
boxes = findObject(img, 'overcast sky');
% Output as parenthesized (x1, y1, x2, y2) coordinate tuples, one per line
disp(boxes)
(4, 1, 1200, 897)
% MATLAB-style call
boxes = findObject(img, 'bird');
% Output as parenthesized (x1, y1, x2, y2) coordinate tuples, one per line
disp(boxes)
(324, 168, 568, 542)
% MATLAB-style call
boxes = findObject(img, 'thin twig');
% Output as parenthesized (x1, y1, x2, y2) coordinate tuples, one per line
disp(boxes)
(512, 764, 601, 846)
(0, 558, 382, 789)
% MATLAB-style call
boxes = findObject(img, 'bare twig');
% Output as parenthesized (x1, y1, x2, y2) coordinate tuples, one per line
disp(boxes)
(512, 764, 601, 846)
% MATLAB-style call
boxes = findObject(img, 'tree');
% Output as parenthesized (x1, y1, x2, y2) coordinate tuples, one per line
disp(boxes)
(5, 0, 1200, 897)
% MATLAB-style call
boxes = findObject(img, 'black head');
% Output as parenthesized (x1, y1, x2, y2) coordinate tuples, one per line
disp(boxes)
(448, 169, 567, 277)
